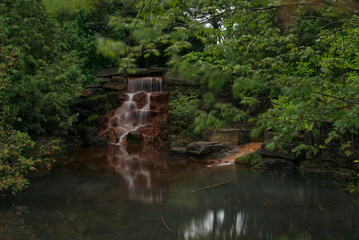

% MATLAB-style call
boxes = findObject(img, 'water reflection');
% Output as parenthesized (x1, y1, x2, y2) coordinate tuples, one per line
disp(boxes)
(1, 148, 359, 240)
(182, 209, 247, 240)
(105, 144, 168, 204)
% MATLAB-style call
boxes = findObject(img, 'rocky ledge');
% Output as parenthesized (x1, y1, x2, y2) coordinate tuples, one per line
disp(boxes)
(170, 141, 240, 160)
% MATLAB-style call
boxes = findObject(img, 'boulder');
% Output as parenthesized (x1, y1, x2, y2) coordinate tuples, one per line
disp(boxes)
(259, 158, 296, 169)
(133, 92, 148, 109)
(169, 147, 188, 157)
(260, 142, 297, 160)
(186, 141, 224, 155)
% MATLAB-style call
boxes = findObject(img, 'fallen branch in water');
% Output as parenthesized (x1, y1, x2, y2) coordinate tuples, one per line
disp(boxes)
(191, 179, 234, 192)
(160, 212, 175, 234)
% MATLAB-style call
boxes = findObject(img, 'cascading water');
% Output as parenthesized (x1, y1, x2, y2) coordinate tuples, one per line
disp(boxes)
(99, 76, 163, 144)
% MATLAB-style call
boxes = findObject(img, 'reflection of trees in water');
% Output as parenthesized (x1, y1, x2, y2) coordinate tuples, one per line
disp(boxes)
(0, 205, 35, 240)
(105, 144, 168, 204)
(180, 209, 247, 240)
(1, 155, 359, 240)
(172, 171, 359, 240)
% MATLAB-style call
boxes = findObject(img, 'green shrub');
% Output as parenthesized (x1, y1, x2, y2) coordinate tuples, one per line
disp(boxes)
(169, 88, 200, 137)
(235, 153, 262, 167)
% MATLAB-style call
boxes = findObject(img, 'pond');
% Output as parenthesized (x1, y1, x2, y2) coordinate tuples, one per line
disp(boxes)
(1, 145, 359, 240)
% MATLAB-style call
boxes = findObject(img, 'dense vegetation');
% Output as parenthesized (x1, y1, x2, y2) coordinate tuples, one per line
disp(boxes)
(1, 0, 359, 193)
(0, 0, 135, 193)
(99, 0, 359, 146)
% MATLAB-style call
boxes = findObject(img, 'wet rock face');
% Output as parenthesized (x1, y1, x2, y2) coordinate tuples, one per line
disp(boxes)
(131, 100, 170, 145)
(99, 76, 170, 145)
(133, 92, 148, 109)
(150, 92, 170, 112)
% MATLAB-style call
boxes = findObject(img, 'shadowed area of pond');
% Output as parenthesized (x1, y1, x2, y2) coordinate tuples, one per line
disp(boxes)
(1, 145, 359, 240)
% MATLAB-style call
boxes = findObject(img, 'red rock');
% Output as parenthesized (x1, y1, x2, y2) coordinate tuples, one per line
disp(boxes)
(133, 92, 148, 109)
(99, 89, 170, 145)
(150, 92, 169, 112)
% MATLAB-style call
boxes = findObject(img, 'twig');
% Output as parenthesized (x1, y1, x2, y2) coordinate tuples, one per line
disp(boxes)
(160, 212, 175, 234)
(191, 179, 233, 192)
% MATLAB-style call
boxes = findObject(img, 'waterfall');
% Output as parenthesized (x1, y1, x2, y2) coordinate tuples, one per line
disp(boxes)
(100, 76, 163, 144)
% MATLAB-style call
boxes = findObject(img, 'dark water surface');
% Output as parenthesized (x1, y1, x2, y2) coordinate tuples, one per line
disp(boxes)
(1, 145, 359, 240)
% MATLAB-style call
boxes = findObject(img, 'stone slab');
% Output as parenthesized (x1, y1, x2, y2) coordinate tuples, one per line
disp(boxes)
(186, 141, 223, 155)
(169, 147, 188, 157)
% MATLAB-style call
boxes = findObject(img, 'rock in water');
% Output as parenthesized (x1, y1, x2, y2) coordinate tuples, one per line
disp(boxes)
(186, 141, 224, 155)
(169, 147, 188, 157)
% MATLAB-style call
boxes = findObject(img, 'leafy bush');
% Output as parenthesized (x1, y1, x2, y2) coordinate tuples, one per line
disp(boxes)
(169, 88, 200, 137)
(194, 102, 246, 135)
